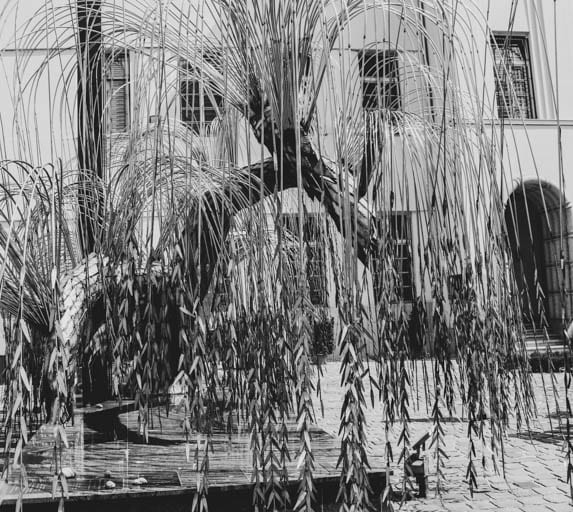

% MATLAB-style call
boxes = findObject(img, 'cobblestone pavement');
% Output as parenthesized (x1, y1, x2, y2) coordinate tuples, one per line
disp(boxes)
(314, 362, 573, 511)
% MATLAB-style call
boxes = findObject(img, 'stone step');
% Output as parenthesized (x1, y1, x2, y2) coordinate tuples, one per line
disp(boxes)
(518, 326, 568, 355)
(522, 337, 569, 355)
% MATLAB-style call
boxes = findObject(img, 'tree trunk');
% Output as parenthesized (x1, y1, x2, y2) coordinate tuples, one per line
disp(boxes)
(196, 95, 374, 294)
(196, 139, 373, 298)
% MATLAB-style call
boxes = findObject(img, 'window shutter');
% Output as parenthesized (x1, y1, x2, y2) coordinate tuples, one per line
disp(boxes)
(104, 51, 129, 132)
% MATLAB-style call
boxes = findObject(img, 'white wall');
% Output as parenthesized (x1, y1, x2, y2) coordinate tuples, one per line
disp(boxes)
(466, 0, 573, 203)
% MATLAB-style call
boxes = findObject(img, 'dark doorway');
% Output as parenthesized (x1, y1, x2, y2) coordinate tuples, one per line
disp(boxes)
(505, 181, 573, 331)
(505, 189, 547, 326)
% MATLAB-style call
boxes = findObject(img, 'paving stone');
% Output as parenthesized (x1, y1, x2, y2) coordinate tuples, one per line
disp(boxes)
(444, 502, 472, 512)
(489, 482, 511, 491)
(517, 493, 557, 507)
(547, 504, 573, 512)
(313, 364, 573, 512)
(513, 480, 541, 489)
(510, 487, 539, 498)
(504, 471, 531, 481)
(542, 492, 571, 504)
(536, 477, 565, 487)
(467, 499, 496, 510)
(489, 498, 521, 508)
(410, 504, 447, 512)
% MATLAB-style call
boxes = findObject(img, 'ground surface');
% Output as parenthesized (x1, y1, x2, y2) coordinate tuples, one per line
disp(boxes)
(1, 363, 572, 511)
(315, 362, 573, 511)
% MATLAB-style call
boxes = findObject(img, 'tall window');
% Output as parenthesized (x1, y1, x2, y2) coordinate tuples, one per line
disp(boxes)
(282, 213, 328, 307)
(492, 34, 536, 119)
(374, 212, 413, 301)
(179, 56, 223, 132)
(103, 49, 129, 132)
(359, 50, 401, 112)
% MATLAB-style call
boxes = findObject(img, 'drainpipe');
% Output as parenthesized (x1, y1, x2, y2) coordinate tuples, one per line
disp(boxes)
(418, 0, 435, 123)
(77, 0, 103, 255)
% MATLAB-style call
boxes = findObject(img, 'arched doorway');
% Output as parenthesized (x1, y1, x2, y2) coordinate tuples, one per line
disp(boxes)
(504, 180, 572, 331)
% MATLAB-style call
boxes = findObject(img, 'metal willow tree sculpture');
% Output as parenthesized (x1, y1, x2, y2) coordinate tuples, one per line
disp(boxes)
(0, 0, 568, 510)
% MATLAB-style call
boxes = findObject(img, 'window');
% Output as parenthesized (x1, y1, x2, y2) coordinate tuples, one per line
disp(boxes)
(281, 213, 328, 307)
(103, 49, 129, 132)
(492, 34, 536, 119)
(179, 56, 223, 132)
(359, 50, 401, 112)
(374, 213, 413, 301)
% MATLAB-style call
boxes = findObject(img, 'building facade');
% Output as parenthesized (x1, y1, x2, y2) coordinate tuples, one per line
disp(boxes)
(0, 0, 572, 359)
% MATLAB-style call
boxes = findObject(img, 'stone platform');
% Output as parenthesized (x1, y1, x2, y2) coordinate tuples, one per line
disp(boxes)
(0, 398, 389, 511)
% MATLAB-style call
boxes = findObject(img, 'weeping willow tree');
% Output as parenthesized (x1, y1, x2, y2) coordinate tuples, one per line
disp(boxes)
(1, 0, 570, 510)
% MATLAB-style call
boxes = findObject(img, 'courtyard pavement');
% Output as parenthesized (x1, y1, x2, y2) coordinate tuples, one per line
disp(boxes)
(1, 363, 572, 511)
(314, 362, 573, 512)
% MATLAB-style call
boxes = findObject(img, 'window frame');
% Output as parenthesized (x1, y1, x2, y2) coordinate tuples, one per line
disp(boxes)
(373, 211, 414, 302)
(492, 33, 537, 119)
(281, 212, 328, 307)
(179, 54, 223, 133)
(359, 49, 402, 113)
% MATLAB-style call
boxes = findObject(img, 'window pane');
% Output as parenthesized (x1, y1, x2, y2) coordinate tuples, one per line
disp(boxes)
(373, 213, 413, 301)
(179, 57, 222, 132)
(360, 50, 401, 112)
(280, 213, 328, 306)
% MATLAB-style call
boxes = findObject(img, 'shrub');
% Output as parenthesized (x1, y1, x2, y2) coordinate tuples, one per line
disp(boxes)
(312, 312, 335, 357)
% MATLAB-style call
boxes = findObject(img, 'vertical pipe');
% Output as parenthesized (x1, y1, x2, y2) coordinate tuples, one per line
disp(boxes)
(77, 0, 103, 254)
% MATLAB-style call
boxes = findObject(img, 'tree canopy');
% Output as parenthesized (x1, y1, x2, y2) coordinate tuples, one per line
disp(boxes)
(0, 1, 564, 510)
